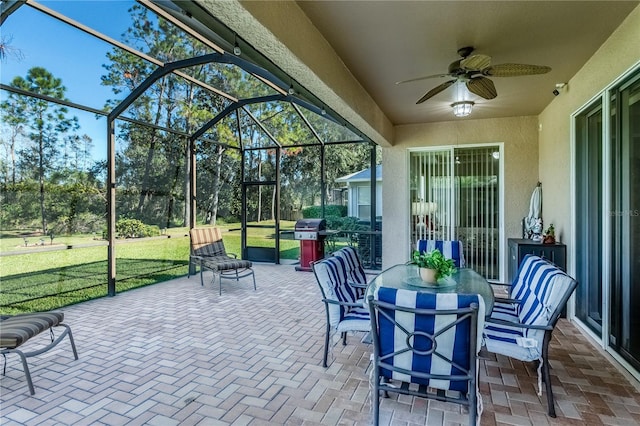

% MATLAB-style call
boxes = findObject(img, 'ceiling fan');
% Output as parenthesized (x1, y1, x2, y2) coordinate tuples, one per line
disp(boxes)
(397, 46, 551, 104)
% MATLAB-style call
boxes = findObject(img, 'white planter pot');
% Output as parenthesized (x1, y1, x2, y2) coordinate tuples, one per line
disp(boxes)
(419, 267, 438, 283)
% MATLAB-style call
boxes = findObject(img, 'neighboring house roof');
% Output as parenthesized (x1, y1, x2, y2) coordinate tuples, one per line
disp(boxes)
(336, 164, 382, 183)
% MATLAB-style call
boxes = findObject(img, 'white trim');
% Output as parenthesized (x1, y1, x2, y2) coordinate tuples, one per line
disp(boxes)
(498, 142, 505, 283)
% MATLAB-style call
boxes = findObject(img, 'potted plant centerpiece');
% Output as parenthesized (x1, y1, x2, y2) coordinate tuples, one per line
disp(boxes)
(411, 249, 456, 283)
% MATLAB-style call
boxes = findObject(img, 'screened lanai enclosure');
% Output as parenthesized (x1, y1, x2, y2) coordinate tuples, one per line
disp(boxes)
(0, 0, 381, 313)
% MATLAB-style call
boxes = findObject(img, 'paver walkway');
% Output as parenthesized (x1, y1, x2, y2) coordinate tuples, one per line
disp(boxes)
(1, 263, 639, 425)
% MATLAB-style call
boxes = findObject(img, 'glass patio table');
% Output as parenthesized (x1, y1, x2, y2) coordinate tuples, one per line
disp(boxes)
(365, 263, 494, 316)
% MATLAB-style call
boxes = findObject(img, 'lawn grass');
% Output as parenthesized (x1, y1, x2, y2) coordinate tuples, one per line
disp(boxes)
(0, 223, 301, 314)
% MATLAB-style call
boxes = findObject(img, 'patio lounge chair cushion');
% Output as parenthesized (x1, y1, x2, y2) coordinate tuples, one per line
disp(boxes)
(201, 256, 252, 272)
(1, 312, 78, 395)
(416, 239, 466, 268)
(0, 312, 65, 349)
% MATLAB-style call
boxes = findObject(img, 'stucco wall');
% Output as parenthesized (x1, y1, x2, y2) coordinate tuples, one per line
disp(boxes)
(538, 4, 640, 266)
(384, 116, 539, 275)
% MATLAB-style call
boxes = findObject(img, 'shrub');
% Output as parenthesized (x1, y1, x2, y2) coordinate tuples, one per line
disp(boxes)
(302, 204, 346, 218)
(115, 218, 160, 238)
(324, 216, 364, 231)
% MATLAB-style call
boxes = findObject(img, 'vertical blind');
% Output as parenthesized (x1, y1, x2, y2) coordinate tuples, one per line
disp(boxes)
(409, 146, 500, 280)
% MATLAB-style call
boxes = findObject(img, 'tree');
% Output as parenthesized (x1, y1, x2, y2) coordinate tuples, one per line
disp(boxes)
(6, 67, 77, 233)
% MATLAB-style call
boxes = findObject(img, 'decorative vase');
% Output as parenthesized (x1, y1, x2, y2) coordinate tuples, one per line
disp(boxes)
(419, 267, 438, 283)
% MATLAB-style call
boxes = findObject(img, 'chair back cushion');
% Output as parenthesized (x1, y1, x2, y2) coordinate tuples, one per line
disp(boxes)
(416, 239, 466, 268)
(312, 256, 362, 326)
(516, 257, 576, 331)
(190, 227, 227, 257)
(372, 287, 482, 392)
(509, 254, 545, 300)
(333, 247, 368, 286)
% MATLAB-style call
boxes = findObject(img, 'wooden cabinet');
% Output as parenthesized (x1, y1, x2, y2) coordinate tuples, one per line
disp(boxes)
(508, 238, 567, 281)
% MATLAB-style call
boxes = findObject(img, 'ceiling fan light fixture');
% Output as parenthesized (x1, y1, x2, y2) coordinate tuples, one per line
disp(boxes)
(451, 101, 474, 117)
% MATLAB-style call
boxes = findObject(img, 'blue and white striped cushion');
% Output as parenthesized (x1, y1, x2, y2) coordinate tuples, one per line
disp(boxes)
(517, 260, 565, 328)
(484, 256, 575, 362)
(321, 257, 359, 304)
(484, 303, 522, 345)
(313, 257, 363, 327)
(375, 288, 483, 392)
(416, 240, 466, 268)
(510, 254, 547, 301)
(334, 247, 368, 286)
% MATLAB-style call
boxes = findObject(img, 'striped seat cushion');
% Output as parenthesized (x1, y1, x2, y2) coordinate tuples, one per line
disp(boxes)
(336, 304, 371, 333)
(416, 240, 466, 268)
(375, 288, 482, 392)
(0, 312, 64, 349)
(201, 257, 252, 271)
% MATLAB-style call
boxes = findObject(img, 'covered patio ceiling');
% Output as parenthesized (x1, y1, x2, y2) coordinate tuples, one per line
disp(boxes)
(196, 0, 638, 146)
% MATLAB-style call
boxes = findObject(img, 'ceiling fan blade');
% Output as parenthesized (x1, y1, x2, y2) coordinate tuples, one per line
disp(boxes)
(460, 54, 492, 71)
(396, 73, 451, 85)
(416, 79, 456, 104)
(467, 77, 497, 99)
(484, 63, 551, 77)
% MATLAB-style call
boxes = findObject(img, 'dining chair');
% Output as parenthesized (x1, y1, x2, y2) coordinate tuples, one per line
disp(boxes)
(188, 227, 256, 295)
(367, 288, 485, 426)
(312, 256, 370, 367)
(483, 254, 577, 417)
(416, 239, 466, 268)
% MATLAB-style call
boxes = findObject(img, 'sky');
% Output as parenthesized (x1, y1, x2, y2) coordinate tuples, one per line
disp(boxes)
(1, 1, 141, 160)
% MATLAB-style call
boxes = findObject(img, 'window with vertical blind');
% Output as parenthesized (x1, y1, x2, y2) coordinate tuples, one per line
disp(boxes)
(409, 146, 501, 280)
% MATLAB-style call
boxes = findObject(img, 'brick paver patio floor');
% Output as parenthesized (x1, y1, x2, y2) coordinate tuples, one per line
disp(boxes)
(1, 263, 639, 425)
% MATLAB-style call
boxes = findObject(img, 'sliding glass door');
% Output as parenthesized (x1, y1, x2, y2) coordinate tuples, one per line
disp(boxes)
(609, 74, 640, 371)
(575, 69, 640, 372)
(409, 146, 501, 280)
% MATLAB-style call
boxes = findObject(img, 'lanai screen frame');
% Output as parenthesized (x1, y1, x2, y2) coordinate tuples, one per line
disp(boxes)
(0, 0, 378, 296)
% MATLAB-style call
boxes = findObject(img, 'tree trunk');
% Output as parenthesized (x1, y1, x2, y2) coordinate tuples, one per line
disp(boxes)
(136, 81, 166, 215)
(208, 145, 224, 225)
(38, 119, 46, 233)
(257, 159, 262, 222)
